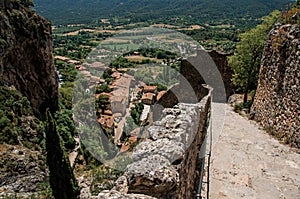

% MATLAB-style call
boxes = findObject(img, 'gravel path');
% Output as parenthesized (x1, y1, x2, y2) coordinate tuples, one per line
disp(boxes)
(209, 104, 300, 199)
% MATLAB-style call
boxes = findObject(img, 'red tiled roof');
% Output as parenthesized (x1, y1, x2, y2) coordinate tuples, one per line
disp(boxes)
(111, 72, 121, 79)
(129, 136, 138, 142)
(97, 115, 114, 128)
(142, 93, 155, 101)
(143, 85, 157, 93)
(103, 110, 113, 116)
(157, 91, 167, 101)
(120, 136, 138, 152)
(95, 93, 112, 99)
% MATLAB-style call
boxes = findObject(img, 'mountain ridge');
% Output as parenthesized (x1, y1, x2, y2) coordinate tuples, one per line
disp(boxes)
(34, 0, 290, 25)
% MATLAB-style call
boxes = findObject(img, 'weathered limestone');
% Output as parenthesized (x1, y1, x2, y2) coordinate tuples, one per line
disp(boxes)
(105, 94, 211, 198)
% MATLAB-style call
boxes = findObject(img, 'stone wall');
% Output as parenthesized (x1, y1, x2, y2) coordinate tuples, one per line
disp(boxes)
(99, 49, 230, 198)
(251, 24, 300, 148)
(100, 92, 211, 199)
(154, 49, 230, 121)
(157, 50, 232, 110)
(208, 50, 234, 98)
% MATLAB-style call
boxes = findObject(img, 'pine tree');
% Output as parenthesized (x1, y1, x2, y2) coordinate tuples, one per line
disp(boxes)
(20, 0, 34, 7)
(45, 110, 80, 199)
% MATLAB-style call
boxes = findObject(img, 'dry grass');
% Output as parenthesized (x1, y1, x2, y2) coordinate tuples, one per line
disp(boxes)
(101, 19, 110, 24)
(151, 23, 179, 29)
(178, 25, 203, 30)
(96, 29, 124, 33)
(125, 55, 163, 63)
(61, 28, 124, 36)
(105, 38, 131, 43)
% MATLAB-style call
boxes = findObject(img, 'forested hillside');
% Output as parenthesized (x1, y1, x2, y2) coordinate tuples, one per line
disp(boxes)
(35, 0, 290, 26)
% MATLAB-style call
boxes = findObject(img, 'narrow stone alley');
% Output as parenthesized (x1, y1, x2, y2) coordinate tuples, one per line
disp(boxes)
(208, 104, 300, 198)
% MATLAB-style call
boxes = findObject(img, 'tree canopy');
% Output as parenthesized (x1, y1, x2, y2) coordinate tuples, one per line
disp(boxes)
(228, 10, 281, 103)
(34, 0, 289, 26)
(19, 0, 34, 7)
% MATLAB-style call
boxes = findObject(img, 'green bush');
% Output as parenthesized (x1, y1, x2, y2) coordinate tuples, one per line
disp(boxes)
(233, 103, 243, 113)
(55, 108, 77, 150)
(233, 101, 253, 113)
(45, 111, 80, 199)
(0, 86, 43, 148)
(96, 84, 112, 94)
(131, 102, 144, 125)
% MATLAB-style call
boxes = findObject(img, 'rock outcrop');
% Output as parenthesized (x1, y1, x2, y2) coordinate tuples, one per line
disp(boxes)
(0, 87, 49, 198)
(0, 1, 59, 197)
(0, 143, 48, 198)
(0, 0, 58, 115)
(251, 24, 300, 148)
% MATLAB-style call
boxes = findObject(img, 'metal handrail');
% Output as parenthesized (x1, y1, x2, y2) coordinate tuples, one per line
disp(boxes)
(196, 96, 213, 199)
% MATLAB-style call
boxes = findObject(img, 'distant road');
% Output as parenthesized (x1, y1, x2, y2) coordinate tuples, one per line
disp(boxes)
(68, 137, 80, 168)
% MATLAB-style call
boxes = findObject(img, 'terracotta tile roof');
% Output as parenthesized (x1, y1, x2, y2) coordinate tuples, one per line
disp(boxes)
(68, 59, 81, 64)
(55, 56, 80, 64)
(75, 65, 83, 70)
(99, 79, 106, 83)
(142, 93, 155, 101)
(98, 115, 114, 128)
(143, 85, 157, 93)
(118, 68, 128, 73)
(103, 110, 113, 116)
(137, 88, 143, 93)
(157, 91, 167, 101)
(120, 143, 130, 152)
(109, 85, 116, 89)
(95, 93, 112, 100)
(120, 136, 138, 152)
(129, 136, 138, 142)
(111, 72, 121, 79)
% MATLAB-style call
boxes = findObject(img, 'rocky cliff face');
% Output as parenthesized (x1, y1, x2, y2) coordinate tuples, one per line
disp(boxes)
(0, 0, 58, 115)
(0, 0, 59, 197)
(251, 24, 300, 148)
(0, 86, 50, 198)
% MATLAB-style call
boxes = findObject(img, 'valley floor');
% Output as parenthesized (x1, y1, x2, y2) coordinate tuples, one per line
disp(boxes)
(208, 104, 300, 198)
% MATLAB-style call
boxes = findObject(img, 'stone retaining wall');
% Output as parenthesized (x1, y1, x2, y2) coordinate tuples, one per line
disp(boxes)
(105, 93, 211, 199)
(251, 24, 300, 148)
(99, 50, 218, 198)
